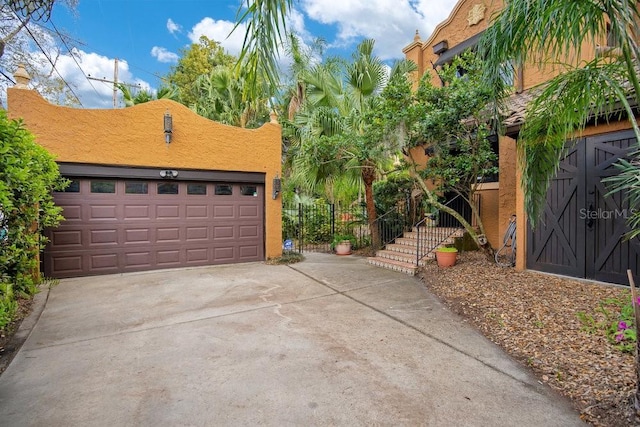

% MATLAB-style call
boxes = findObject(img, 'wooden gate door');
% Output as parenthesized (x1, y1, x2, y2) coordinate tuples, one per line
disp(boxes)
(586, 131, 639, 284)
(527, 141, 585, 278)
(527, 129, 640, 285)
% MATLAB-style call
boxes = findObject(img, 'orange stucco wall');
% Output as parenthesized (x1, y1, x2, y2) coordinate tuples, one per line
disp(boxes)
(477, 186, 499, 247)
(497, 135, 517, 244)
(7, 87, 283, 260)
(403, 0, 603, 92)
(403, 0, 504, 88)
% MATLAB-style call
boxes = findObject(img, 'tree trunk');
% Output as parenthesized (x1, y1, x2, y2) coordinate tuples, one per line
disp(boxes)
(362, 166, 379, 249)
(409, 168, 494, 259)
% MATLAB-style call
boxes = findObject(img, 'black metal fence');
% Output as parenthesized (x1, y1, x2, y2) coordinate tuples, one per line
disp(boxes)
(282, 201, 415, 253)
(282, 196, 467, 259)
(282, 202, 369, 253)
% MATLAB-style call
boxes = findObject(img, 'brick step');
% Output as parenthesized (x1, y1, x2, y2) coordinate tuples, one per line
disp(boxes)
(395, 236, 455, 247)
(368, 226, 462, 276)
(375, 249, 433, 266)
(366, 257, 418, 276)
(384, 243, 443, 258)
(384, 243, 419, 255)
(405, 228, 464, 238)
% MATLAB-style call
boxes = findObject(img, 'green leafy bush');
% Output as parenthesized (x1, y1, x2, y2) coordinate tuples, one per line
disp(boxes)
(373, 175, 414, 215)
(0, 282, 18, 329)
(577, 294, 637, 353)
(0, 110, 66, 322)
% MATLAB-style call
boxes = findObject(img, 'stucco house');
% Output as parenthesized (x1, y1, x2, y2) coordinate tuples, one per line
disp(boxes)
(403, 0, 639, 285)
(7, 67, 283, 278)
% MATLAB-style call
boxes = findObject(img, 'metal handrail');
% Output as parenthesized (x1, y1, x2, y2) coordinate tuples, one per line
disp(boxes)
(415, 195, 465, 266)
(371, 204, 412, 250)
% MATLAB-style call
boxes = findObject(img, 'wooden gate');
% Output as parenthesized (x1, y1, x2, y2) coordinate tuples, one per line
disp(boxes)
(527, 129, 640, 285)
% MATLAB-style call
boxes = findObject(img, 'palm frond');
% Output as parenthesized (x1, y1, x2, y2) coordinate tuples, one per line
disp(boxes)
(519, 59, 633, 225)
(233, 0, 293, 99)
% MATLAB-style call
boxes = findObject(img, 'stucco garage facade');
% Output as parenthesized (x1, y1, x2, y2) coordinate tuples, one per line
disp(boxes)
(7, 85, 283, 278)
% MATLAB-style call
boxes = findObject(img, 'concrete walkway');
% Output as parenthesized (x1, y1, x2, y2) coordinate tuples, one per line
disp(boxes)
(0, 253, 583, 426)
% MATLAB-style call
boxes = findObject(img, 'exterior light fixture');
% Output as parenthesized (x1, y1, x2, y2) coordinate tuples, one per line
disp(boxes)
(159, 169, 178, 178)
(272, 175, 282, 200)
(433, 40, 448, 55)
(164, 110, 173, 144)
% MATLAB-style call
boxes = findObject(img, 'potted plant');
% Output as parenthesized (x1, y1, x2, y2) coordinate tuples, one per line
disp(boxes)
(331, 234, 356, 255)
(435, 246, 458, 267)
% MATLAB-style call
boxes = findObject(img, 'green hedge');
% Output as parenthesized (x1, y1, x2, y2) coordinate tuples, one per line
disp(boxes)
(0, 111, 66, 328)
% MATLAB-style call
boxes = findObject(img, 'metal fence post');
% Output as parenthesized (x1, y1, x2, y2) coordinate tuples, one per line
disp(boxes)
(298, 203, 304, 253)
(330, 203, 336, 237)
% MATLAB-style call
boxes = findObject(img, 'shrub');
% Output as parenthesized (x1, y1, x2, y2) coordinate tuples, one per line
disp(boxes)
(0, 282, 17, 329)
(0, 111, 66, 312)
(577, 294, 637, 353)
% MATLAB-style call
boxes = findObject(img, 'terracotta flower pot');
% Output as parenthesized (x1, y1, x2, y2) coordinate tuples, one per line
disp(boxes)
(435, 249, 458, 267)
(334, 241, 352, 256)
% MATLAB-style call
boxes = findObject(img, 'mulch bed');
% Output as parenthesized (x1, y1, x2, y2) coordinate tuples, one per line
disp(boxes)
(420, 251, 639, 427)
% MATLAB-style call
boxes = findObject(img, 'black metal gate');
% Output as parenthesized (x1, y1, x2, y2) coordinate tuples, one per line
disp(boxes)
(527, 129, 640, 285)
(282, 202, 369, 253)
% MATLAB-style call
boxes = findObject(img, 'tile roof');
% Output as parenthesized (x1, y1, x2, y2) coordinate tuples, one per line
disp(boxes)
(501, 90, 535, 129)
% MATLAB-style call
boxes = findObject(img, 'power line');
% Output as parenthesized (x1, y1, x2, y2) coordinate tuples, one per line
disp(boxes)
(27, 14, 169, 107)
(15, 12, 84, 107)
(49, 19, 102, 101)
(37, 19, 142, 108)
(0, 69, 16, 84)
(87, 58, 141, 108)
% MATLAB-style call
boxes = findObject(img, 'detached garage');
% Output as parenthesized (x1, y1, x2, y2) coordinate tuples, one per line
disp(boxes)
(8, 77, 282, 278)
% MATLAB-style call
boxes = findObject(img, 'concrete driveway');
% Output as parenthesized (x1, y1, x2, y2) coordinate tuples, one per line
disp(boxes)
(0, 253, 583, 426)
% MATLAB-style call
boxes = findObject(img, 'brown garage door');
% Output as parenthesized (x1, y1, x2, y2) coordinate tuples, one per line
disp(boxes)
(44, 179, 264, 278)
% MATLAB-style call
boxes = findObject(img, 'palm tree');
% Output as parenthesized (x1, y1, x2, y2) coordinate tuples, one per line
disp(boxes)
(479, 0, 640, 226)
(117, 84, 178, 107)
(288, 39, 416, 246)
(280, 33, 326, 121)
(191, 66, 270, 128)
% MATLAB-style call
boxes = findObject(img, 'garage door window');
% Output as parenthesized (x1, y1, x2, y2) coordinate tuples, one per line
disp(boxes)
(91, 181, 116, 193)
(56, 180, 80, 193)
(125, 182, 148, 194)
(215, 184, 233, 195)
(157, 182, 179, 194)
(187, 183, 207, 195)
(241, 185, 258, 196)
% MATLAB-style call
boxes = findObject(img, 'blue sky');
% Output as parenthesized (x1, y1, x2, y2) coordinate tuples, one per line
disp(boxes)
(47, 0, 459, 108)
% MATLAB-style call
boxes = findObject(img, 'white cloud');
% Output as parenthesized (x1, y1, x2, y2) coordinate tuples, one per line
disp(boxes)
(167, 18, 182, 35)
(151, 46, 179, 63)
(299, 0, 458, 60)
(188, 17, 246, 56)
(287, 8, 311, 42)
(41, 49, 150, 109)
